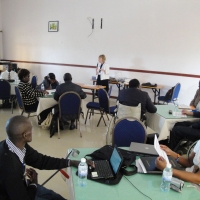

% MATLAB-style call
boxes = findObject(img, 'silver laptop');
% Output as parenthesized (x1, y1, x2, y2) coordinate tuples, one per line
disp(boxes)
(129, 142, 158, 156)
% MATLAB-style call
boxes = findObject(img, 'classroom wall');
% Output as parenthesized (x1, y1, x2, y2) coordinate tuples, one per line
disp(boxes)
(1, 0, 200, 104)
(0, 0, 2, 60)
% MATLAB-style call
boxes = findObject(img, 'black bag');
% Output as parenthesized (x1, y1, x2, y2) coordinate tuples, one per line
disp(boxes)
(164, 86, 174, 100)
(82, 145, 137, 185)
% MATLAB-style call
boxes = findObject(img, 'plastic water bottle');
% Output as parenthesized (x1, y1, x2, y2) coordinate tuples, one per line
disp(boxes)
(78, 158, 88, 187)
(160, 163, 172, 192)
(41, 83, 45, 91)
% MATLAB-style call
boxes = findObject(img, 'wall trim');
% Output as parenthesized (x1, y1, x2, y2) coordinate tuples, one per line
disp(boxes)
(2, 59, 199, 78)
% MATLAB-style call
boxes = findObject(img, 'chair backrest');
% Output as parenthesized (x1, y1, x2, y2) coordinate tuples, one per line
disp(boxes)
(171, 83, 181, 101)
(0, 79, 11, 99)
(15, 86, 25, 110)
(98, 89, 110, 113)
(92, 76, 97, 81)
(112, 117, 147, 147)
(58, 91, 81, 119)
(116, 102, 141, 120)
(31, 75, 37, 89)
(108, 85, 113, 98)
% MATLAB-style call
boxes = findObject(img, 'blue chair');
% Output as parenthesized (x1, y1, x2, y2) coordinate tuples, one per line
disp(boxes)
(97, 89, 116, 127)
(0, 79, 14, 113)
(112, 117, 147, 147)
(31, 75, 37, 89)
(58, 91, 82, 139)
(158, 83, 181, 104)
(15, 86, 38, 118)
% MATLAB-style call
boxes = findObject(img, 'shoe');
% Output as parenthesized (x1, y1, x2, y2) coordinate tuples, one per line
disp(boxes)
(70, 124, 76, 130)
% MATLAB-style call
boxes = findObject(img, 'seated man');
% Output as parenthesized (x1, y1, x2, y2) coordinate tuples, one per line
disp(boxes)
(169, 109, 200, 150)
(190, 80, 200, 108)
(156, 143, 200, 184)
(0, 116, 91, 200)
(118, 79, 157, 117)
(38, 73, 59, 90)
(1, 63, 18, 80)
(54, 73, 87, 130)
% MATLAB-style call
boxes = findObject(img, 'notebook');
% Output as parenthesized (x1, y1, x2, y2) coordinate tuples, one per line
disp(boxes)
(136, 156, 183, 174)
(129, 142, 158, 156)
(91, 146, 123, 179)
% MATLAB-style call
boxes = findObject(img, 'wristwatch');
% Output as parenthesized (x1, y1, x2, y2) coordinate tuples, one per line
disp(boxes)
(175, 154, 181, 162)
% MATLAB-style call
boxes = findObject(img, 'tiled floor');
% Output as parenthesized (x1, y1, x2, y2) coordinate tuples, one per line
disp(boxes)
(0, 96, 154, 199)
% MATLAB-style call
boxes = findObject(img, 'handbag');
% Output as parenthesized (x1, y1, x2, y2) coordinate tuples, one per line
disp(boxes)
(40, 112, 53, 129)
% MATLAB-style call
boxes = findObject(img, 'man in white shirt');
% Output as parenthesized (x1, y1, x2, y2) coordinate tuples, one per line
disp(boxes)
(1, 63, 18, 80)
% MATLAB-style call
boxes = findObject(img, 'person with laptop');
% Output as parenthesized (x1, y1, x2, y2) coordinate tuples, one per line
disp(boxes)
(0, 63, 18, 80)
(155, 143, 200, 184)
(118, 79, 157, 117)
(0, 115, 94, 200)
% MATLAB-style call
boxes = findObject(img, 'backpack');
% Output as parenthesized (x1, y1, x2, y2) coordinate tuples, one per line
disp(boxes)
(164, 86, 175, 100)
(80, 145, 137, 185)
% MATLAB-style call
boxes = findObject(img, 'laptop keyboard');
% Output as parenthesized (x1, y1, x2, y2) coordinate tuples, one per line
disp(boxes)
(94, 160, 114, 178)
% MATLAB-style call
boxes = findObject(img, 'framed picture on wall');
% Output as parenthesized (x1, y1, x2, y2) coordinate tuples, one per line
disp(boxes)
(48, 21, 59, 32)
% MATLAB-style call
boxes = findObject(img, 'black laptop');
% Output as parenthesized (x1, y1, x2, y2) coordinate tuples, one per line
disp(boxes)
(91, 146, 123, 179)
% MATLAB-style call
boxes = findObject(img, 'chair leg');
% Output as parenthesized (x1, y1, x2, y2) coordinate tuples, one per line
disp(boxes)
(97, 111, 105, 127)
(57, 118, 60, 139)
(11, 101, 13, 114)
(21, 110, 24, 116)
(106, 113, 109, 121)
(89, 109, 93, 119)
(79, 120, 82, 138)
(28, 113, 30, 118)
(76, 119, 78, 129)
(85, 109, 89, 124)
(102, 114, 107, 126)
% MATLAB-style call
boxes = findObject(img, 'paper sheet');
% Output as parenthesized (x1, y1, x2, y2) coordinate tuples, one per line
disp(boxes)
(173, 112, 187, 118)
(154, 135, 169, 164)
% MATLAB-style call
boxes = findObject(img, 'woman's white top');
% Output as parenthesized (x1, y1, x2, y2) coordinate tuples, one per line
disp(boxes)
(96, 62, 110, 80)
(186, 140, 200, 172)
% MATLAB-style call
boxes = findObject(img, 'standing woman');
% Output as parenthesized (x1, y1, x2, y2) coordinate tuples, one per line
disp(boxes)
(96, 54, 110, 92)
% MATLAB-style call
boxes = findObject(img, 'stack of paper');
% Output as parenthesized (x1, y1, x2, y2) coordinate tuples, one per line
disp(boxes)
(178, 104, 191, 110)
(173, 112, 187, 118)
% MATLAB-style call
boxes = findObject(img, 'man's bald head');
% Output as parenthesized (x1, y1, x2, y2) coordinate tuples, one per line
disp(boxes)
(6, 116, 32, 141)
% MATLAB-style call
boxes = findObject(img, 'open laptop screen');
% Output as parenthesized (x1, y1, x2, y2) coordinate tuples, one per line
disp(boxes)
(110, 148, 122, 174)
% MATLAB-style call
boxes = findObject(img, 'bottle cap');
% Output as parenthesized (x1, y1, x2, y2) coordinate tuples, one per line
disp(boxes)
(167, 163, 171, 168)
(81, 158, 86, 163)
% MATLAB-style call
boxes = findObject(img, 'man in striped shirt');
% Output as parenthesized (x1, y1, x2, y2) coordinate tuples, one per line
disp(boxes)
(0, 116, 83, 200)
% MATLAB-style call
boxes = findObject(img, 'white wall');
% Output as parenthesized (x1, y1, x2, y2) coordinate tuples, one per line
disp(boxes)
(0, 0, 2, 60)
(1, 0, 200, 104)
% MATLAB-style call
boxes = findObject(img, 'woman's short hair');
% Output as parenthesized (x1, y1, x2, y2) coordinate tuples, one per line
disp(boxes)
(48, 73, 56, 80)
(18, 69, 30, 81)
(99, 54, 106, 62)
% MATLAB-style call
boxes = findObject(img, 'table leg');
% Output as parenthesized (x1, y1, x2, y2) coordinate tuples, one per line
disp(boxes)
(152, 89, 160, 104)
(92, 89, 94, 102)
